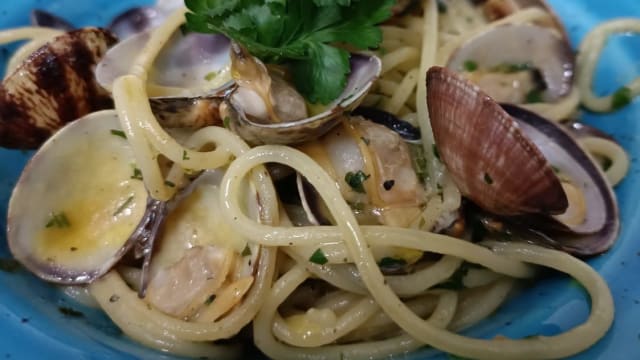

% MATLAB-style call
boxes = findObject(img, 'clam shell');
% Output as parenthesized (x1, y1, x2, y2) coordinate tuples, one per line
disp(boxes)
(227, 54, 382, 145)
(7, 110, 148, 283)
(426, 66, 567, 216)
(0, 28, 117, 149)
(447, 23, 574, 102)
(502, 104, 619, 256)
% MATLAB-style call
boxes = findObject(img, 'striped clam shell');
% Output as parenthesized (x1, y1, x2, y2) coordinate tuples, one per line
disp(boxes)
(0, 28, 116, 149)
(426, 66, 567, 216)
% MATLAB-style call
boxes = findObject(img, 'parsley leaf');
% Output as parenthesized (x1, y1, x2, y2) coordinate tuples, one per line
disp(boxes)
(345, 170, 370, 193)
(611, 86, 633, 111)
(185, 0, 394, 104)
(309, 248, 329, 265)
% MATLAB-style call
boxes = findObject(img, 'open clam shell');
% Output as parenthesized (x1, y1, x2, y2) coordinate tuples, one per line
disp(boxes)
(226, 54, 382, 145)
(502, 104, 619, 255)
(447, 23, 574, 103)
(95, 29, 233, 128)
(0, 28, 117, 149)
(7, 111, 148, 283)
(426, 66, 567, 216)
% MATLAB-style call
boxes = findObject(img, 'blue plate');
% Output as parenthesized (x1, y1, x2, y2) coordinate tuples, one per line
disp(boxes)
(0, 1, 638, 359)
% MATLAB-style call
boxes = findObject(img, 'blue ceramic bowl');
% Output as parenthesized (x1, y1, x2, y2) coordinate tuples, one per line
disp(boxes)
(0, 1, 638, 359)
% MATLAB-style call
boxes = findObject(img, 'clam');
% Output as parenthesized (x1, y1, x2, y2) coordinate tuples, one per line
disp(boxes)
(96, 29, 234, 128)
(107, 0, 183, 40)
(426, 66, 618, 255)
(446, 23, 574, 104)
(297, 115, 425, 228)
(7, 111, 148, 283)
(0, 28, 117, 149)
(478, 0, 566, 34)
(224, 51, 381, 145)
(97, 26, 382, 145)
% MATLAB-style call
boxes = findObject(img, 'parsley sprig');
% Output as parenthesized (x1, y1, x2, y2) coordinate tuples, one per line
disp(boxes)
(185, 0, 394, 104)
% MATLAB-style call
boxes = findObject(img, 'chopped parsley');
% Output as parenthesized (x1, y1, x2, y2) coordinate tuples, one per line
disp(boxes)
(345, 170, 370, 193)
(45, 212, 71, 229)
(432, 144, 440, 160)
(110, 129, 127, 139)
(130, 166, 143, 180)
(204, 294, 216, 305)
(164, 180, 176, 188)
(378, 257, 406, 272)
(223, 116, 231, 129)
(204, 70, 220, 81)
(185, 0, 395, 104)
(241, 244, 252, 257)
(58, 306, 84, 318)
(611, 86, 633, 111)
(309, 248, 329, 265)
(436, 263, 472, 290)
(437, 0, 448, 13)
(463, 60, 478, 72)
(182, 150, 190, 161)
(492, 62, 532, 73)
(525, 89, 544, 104)
(113, 196, 134, 217)
(409, 144, 428, 183)
(0, 258, 21, 273)
(601, 157, 613, 172)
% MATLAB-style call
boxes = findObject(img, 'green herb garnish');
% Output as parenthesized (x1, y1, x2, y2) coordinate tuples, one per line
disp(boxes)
(437, 0, 448, 13)
(525, 89, 544, 104)
(345, 170, 370, 193)
(183, 150, 190, 161)
(0, 258, 21, 273)
(492, 62, 532, 73)
(185, 0, 395, 104)
(241, 244, 252, 257)
(164, 180, 176, 188)
(432, 144, 440, 160)
(110, 129, 127, 139)
(436, 263, 472, 290)
(204, 70, 220, 81)
(309, 248, 329, 265)
(113, 196, 134, 217)
(58, 306, 84, 318)
(204, 294, 216, 305)
(611, 86, 633, 111)
(409, 144, 428, 183)
(45, 212, 71, 229)
(463, 60, 478, 72)
(223, 116, 231, 129)
(131, 167, 143, 180)
(378, 257, 406, 271)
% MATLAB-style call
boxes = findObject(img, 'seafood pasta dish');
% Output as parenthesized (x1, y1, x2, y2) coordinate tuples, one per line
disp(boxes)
(1, 0, 639, 359)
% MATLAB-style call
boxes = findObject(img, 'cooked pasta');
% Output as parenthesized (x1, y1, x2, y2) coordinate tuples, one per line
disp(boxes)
(2, 1, 639, 359)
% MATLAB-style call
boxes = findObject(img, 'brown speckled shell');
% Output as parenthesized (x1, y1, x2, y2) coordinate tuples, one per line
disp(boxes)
(0, 28, 117, 149)
(426, 66, 567, 216)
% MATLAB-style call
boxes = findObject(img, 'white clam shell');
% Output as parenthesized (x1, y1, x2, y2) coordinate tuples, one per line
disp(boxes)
(7, 110, 148, 283)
